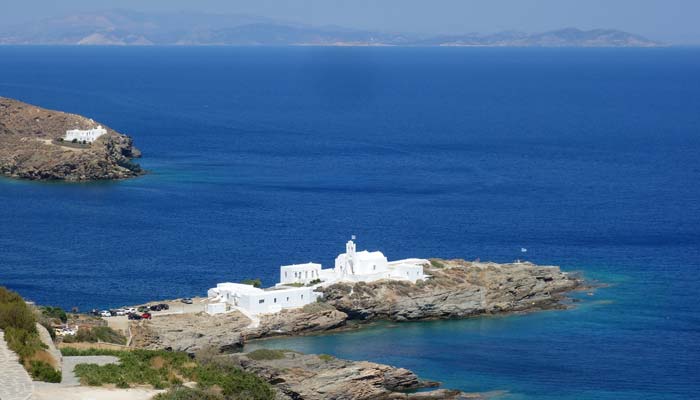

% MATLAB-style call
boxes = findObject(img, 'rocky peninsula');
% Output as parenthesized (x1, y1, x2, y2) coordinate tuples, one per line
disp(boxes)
(0, 97, 142, 181)
(124, 259, 581, 399)
(131, 259, 582, 352)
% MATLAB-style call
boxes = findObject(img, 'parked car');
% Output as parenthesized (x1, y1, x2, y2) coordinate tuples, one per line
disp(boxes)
(125, 307, 137, 314)
(127, 313, 142, 320)
(141, 312, 152, 320)
(158, 303, 170, 310)
(100, 310, 112, 318)
(115, 309, 127, 316)
(90, 309, 101, 316)
(181, 298, 193, 304)
(137, 306, 149, 313)
(149, 304, 163, 311)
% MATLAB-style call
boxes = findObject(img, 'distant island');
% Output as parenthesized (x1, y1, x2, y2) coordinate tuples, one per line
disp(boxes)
(0, 10, 662, 47)
(0, 97, 142, 181)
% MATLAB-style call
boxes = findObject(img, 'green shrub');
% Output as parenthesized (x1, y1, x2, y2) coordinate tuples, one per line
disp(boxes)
(245, 349, 287, 361)
(240, 278, 262, 288)
(71, 349, 273, 399)
(307, 279, 321, 286)
(63, 326, 126, 345)
(154, 387, 224, 400)
(429, 259, 446, 269)
(29, 360, 61, 383)
(41, 306, 68, 323)
(318, 354, 335, 362)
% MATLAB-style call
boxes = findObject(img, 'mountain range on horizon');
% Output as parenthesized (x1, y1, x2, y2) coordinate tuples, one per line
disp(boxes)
(0, 9, 663, 47)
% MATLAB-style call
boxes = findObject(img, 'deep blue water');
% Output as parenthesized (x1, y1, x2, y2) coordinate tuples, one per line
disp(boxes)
(1, 47, 699, 399)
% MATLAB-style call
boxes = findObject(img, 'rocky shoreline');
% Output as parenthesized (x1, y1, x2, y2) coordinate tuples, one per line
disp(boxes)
(0, 97, 142, 181)
(126, 259, 583, 399)
(131, 259, 583, 353)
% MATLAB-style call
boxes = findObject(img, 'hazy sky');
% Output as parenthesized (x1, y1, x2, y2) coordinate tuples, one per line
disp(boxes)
(2, 0, 699, 44)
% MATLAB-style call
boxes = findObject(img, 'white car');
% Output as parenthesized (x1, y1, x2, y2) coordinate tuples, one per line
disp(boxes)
(115, 309, 127, 316)
(100, 310, 112, 317)
(125, 307, 137, 314)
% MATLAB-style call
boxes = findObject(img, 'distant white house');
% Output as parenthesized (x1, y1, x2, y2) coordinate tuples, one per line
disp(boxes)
(206, 238, 428, 315)
(64, 125, 107, 143)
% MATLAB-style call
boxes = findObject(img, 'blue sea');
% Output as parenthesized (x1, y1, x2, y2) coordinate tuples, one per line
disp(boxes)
(1, 46, 699, 399)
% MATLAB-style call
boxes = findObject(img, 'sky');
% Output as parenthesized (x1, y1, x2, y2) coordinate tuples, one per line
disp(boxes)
(1, 0, 698, 44)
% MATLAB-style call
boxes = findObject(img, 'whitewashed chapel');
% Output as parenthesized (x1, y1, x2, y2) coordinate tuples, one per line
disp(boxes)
(64, 125, 107, 143)
(206, 238, 428, 315)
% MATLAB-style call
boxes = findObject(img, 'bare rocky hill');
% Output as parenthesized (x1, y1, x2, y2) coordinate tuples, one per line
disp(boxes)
(0, 97, 142, 181)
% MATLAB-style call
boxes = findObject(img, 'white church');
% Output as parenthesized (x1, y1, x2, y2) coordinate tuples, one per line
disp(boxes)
(64, 125, 107, 143)
(206, 238, 428, 315)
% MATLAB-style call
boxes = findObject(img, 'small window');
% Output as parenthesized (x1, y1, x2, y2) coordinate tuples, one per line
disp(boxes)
(274, 298, 277, 303)
(286, 297, 289, 302)
(285, 272, 287, 277)
(301, 295, 304, 299)
(373, 265, 376, 270)
(258, 299, 265, 304)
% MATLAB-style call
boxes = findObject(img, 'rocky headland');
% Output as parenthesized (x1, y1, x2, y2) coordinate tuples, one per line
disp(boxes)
(114, 259, 583, 399)
(0, 97, 142, 181)
(131, 259, 582, 353)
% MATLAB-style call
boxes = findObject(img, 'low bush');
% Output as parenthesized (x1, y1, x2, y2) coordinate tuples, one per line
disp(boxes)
(318, 354, 335, 362)
(29, 360, 62, 383)
(72, 349, 273, 399)
(240, 278, 262, 288)
(154, 386, 224, 400)
(41, 306, 68, 323)
(62, 326, 126, 345)
(429, 259, 447, 269)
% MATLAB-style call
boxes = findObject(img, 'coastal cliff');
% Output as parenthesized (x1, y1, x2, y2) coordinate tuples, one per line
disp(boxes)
(0, 97, 142, 181)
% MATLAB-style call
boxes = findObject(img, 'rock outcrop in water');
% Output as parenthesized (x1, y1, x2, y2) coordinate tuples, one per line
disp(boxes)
(0, 97, 142, 181)
(226, 351, 482, 400)
(320, 259, 581, 321)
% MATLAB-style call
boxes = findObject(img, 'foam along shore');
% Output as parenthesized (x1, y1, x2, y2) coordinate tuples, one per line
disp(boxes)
(206, 239, 428, 316)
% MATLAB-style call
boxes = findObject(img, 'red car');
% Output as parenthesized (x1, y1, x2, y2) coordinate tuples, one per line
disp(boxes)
(141, 312, 152, 320)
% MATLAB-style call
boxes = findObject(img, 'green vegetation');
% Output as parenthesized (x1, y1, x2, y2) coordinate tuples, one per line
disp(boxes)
(429, 259, 447, 269)
(29, 360, 62, 382)
(41, 306, 68, 323)
(62, 326, 127, 345)
(307, 279, 322, 286)
(240, 278, 262, 288)
(245, 349, 288, 361)
(60, 347, 124, 356)
(0, 286, 61, 382)
(70, 349, 273, 399)
(154, 387, 224, 400)
(318, 354, 335, 362)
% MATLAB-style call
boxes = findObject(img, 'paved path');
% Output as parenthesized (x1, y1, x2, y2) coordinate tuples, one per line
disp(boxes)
(0, 330, 34, 400)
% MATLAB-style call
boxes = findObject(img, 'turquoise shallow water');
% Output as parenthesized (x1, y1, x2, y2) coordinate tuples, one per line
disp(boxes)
(0, 46, 699, 398)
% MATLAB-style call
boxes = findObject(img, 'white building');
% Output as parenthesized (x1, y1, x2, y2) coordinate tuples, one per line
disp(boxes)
(207, 282, 320, 315)
(280, 262, 322, 285)
(207, 238, 428, 316)
(64, 125, 107, 143)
